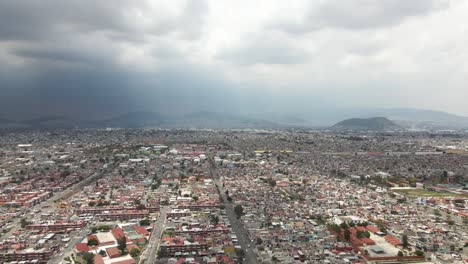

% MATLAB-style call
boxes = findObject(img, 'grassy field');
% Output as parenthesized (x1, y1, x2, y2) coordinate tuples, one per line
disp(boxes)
(393, 189, 464, 198)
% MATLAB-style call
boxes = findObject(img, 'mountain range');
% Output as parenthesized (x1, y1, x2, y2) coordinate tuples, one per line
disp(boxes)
(1, 108, 468, 130)
(332, 117, 401, 131)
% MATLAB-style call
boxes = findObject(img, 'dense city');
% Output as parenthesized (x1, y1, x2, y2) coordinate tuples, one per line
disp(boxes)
(0, 129, 467, 264)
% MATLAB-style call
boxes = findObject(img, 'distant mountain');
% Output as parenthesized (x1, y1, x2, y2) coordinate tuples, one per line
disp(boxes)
(179, 111, 282, 129)
(2, 107, 468, 130)
(0, 118, 27, 128)
(251, 108, 468, 129)
(332, 117, 402, 131)
(87, 111, 166, 128)
(21, 115, 77, 128)
(0, 111, 282, 129)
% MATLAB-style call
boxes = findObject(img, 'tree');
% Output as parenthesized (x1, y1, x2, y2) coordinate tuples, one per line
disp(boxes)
(99, 250, 107, 257)
(415, 250, 424, 257)
(130, 247, 141, 257)
(139, 219, 151, 226)
(117, 236, 127, 255)
(268, 178, 276, 187)
(236, 248, 245, 258)
(99, 225, 110, 232)
(87, 238, 99, 246)
(344, 229, 351, 241)
(397, 251, 404, 257)
(340, 222, 349, 229)
(256, 237, 263, 245)
(88, 201, 96, 207)
(20, 218, 30, 228)
(82, 252, 95, 264)
(210, 215, 219, 225)
(234, 205, 244, 219)
(402, 234, 409, 248)
(91, 227, 98, 233)
(364, 231, 371, 238)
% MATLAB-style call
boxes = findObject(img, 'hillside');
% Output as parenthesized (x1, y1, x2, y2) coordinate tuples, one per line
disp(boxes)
(332, 117, 401, 131)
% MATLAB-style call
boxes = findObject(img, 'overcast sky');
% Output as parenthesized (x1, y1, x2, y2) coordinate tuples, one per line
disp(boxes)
(1, 0, 467, 119)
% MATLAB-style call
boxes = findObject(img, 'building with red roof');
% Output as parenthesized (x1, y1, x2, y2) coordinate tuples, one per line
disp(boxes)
(94, 254, 105, 264)
(106, 247, 122, 258)
(112, 259, 136, 264)
(112, 227, 125, 239)
(75, 243, 90, 252)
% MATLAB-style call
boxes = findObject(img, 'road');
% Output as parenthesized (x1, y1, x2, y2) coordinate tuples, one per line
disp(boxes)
(141, 206, 169, 264)
(208, 160, 257, 264)
(49, 226, 88, 264)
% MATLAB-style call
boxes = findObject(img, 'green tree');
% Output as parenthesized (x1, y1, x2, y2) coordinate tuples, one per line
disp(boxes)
(87, 238, 99, 246)
(82, 252, 95, 264)
(256, 237, 263, 245)
(20, 218, 30, 228)
(139, 219, 151, 226)
(344, 229, 351, 241)
(130, 247, 141, 257)
(268, 178, 276, 187)
(397, 251, 404, 257)
(236, 248, 245, 258)
(117, 236, 127, 255)
(234, 204, 244, 219)
(415, 250, 424, 257)
(210, 215, 219, 225)
(402, 234, 409, 248)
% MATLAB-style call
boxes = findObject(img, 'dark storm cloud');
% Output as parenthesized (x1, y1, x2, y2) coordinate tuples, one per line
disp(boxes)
(13, 47, 99, 65)
(0, 0, 209, 44)
(0, 0, 467, 120)
(272, 0, 449, 34)
(0, 1, 138, 41)
(0, 0, 213, 119)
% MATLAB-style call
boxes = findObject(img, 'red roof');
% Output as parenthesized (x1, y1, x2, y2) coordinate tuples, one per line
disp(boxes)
(106, 247, 122, 258)
(385, 235, 402, 245)
(75, 243, 89, 252)
(126, 244, 139, 251)
(134, 226, 150, 236)
(366, 225, 380, 233)
(94, 254, 105, 264)
(112, 259, 135, 264)
(112, 227, 125, 239)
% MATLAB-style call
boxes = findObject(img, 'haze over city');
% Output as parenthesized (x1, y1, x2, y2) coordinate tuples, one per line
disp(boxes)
(1, 0, 468, 121)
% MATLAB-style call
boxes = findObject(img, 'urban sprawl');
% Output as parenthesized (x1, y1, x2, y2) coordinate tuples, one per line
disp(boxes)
(0, 129, 467, 264)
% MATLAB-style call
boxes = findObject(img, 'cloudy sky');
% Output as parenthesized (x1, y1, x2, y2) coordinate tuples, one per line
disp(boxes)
(1, 0, 467, 119)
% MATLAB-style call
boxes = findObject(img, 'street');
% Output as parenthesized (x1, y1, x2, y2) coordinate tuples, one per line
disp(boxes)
(141, 206, 169, 264)
(208, 158, 258, 264)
